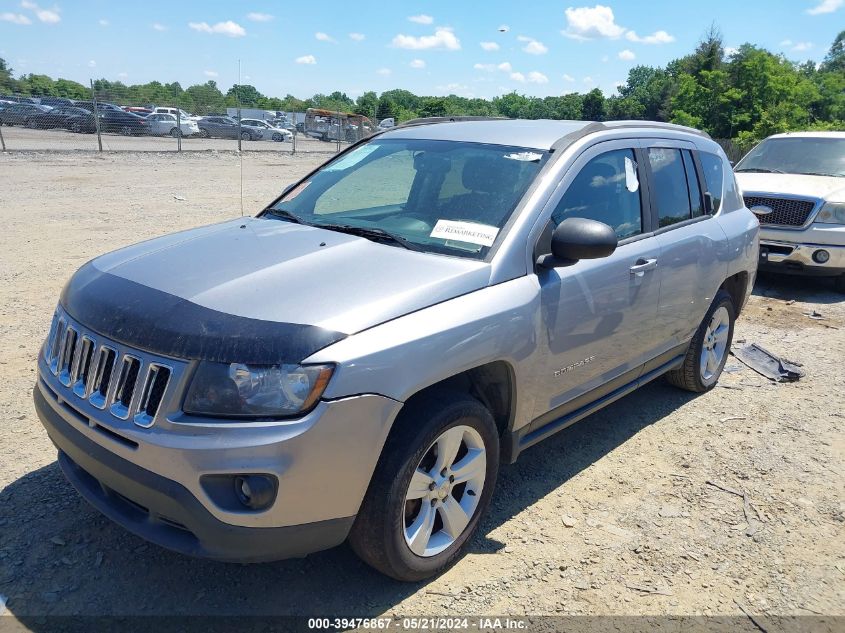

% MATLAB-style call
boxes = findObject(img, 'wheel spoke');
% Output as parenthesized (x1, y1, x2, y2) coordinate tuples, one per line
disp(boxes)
(406, 469, 435, 501)
(707, 348, 719, 373)
(434, 427, 464, 471)
(700, 345, 709, 376)
(450, 449, 485, 485)
(438, 497, 470, 539)
(406, 502, 436, 556)
(713, 323, 730, 343)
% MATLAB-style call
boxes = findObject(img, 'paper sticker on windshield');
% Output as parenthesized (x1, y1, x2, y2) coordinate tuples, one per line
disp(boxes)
(430, 220, 500, 247)
(282, 180, 310, 201)
(624, 156, 639, 193)
(323, 144, 380, 171)
(504, 151, 543, 162)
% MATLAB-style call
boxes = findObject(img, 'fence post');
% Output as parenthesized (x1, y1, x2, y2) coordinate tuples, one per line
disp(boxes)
(176, 109, 182, 152)
(0, 124, 5, 151)
(90, 79, 103, 152)
(291, 111, 296, 155)
(237, 106, 242, 152)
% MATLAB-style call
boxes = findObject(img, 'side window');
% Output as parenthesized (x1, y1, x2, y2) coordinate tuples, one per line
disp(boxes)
(551, 148, 643, 240)
(682, 150, 703, 217)
(699, 152, 724, 213)
(648, 147, 692, 227)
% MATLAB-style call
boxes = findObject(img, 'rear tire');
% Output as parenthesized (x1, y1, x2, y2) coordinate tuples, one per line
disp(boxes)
(198, 128, 210, 138)
(120, 125, 132, 136)
(834, 275, 845, 294)
(240, 131, 251, 141)
(666, 289, 735, 393)
(349, 390, 499, 582)
(169, 127, 181, 138)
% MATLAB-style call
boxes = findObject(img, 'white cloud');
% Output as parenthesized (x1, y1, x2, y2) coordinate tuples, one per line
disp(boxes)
(315, 31, 336, 43)
(204, 70, 218, 77)
(295, 54, 316, 64)
(583, 76, 595, 84)
(792, 41, 813, 51)
(480, 41, 500, 51)
(88, 60, 96, 67)
(563, 73, 575, 81)
(98, 19, 108, 26)
(618, 49, 635, 60)
(780, 39, 793, 46)
(409, 59, 426, 69)
(20, 0, 60, 23)
(807, 0, 843, 15)
(527, 71, 549, 84)
(376, 67, 391, 76)
(1, 12, 31, 24)
(498, 61, 513, 72)
(152, 22, 167, 31)
(437, 82, 473, 97)
(498, 24, 510, 33)
(724, 46, 739, 56)
(408, 14, 434, 24)
(117, 72, 128, 79)
(246, 12, 273, 22)
(518, 36, 548, 55)
(510, 72, 526, 82)
(188, 20, 246, 37)
(392, 28, 460, 50)
(626, 29, 675, 44)
(562, 5, 673, 45)
(349, 32, 365, 41)
(562, 5, 625, 40)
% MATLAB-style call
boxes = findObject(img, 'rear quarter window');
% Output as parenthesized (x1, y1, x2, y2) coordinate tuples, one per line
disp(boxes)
(699, 152, 724, 213)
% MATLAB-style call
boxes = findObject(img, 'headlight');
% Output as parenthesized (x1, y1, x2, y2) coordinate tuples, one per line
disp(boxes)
(816, 202, 845, 225)
(183, 362, 334, 419)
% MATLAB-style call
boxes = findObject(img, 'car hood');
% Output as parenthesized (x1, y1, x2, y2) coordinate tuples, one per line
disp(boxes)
(61, 217, 491, 361)
(736, 173, 845, 202)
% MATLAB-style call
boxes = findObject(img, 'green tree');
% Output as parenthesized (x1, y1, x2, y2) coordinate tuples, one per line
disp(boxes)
(582, 88, 606, 121)
(822, 30, 845, 72)
(354, 91, 378, 118)
(227, 84, 265, 106)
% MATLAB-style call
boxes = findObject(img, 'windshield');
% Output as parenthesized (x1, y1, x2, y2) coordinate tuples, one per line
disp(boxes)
(736, 137, 845, 177)
(266, 138, 547, 259)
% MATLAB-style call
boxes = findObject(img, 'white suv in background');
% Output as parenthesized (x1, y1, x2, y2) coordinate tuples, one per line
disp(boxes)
(734, 132, 845, 292)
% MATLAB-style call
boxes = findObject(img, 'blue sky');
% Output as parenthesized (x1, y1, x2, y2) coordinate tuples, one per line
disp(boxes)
(1, 1, 843, 99)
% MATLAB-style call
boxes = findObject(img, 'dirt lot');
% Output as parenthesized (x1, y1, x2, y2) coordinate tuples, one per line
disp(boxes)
(0, 152, 843, 623)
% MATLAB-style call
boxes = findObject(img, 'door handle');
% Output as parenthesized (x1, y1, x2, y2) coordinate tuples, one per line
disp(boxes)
(630, 258, 658, 275)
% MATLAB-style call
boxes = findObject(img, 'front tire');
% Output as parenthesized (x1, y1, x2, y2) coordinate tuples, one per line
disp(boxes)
(666, 289, 735, 393)
(349, 390, 499, 581)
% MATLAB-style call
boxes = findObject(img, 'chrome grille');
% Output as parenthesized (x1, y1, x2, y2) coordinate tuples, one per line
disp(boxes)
(743, 195, 816, 227)
(44, 311, 172, 427)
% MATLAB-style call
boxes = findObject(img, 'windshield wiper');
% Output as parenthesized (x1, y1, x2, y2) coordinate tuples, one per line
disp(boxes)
(734, 167, 786, 173)
(798, 171, 843, 177)
(265, 207, 309, 224)
(315, 223, 423, 251)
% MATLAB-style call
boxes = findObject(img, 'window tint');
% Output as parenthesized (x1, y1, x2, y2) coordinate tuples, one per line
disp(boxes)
(699, 152, 724, 212)
(682, 151, 703, 217)
(648, 148, 692, 227)
(551, 149, 643, 240)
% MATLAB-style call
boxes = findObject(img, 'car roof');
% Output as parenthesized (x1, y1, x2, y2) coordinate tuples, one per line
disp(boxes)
(766, 131, 845, 140)
(379, 119, 707, 150)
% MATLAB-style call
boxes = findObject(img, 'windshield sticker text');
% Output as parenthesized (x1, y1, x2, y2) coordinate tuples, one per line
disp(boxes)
(504, 151, 543, 162)
(430, 220, 500, 247)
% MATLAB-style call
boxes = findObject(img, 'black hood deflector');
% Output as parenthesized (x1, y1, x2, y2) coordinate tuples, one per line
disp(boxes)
(60, 262, 348, 364)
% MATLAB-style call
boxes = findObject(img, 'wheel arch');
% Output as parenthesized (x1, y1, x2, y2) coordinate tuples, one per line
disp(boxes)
(720, 270, 750, 316)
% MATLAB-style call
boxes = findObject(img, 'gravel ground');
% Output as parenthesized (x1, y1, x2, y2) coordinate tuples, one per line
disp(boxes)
(0, 152, 843, 622)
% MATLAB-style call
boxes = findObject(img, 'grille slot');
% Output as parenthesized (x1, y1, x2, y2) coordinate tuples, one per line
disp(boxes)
(43, 310, 174, 426)
(110, 356, 142, 419)
(744, 195, 816, 227)
(89, 347, 117, 409)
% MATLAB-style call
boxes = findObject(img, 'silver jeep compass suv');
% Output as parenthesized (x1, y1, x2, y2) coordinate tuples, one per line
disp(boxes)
(34, 119, 759, 581)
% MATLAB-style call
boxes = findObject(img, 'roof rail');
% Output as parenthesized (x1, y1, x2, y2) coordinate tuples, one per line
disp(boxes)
(396, 115, 509, 129)
(601, 120, 711, 139)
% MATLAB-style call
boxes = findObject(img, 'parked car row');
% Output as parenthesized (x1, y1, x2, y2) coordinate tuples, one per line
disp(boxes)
(0, 100, 293, 141)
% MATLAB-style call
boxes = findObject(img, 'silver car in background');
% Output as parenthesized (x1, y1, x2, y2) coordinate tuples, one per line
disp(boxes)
(240, 118, 293, 142)
(34, 119, 758, 581)
(144, 113, 199, 138)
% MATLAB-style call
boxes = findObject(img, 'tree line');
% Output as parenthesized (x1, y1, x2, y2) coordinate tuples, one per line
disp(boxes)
(1, 28, 842, 149)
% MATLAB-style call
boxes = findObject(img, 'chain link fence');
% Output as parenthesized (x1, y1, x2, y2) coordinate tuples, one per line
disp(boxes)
(0, 87, 383, 154)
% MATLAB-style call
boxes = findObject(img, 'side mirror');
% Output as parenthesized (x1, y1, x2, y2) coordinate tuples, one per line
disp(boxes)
(538, 217, 618, 268)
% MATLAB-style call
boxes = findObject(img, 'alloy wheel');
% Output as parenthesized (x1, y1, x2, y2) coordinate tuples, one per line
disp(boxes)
(403, 425, 487, 557)
(700, 306, 730, 382)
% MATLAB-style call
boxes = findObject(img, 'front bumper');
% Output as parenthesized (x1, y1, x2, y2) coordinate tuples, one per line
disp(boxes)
(34, 367, 402, 560)
(759, 240, 845, 276)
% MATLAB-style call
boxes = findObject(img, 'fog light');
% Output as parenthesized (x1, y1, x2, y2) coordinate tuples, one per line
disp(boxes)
(813, 249, 830, 264)
(234, 475, 276, 510)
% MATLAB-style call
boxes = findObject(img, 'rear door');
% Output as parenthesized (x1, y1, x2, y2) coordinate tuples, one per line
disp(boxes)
(531, 140, 664, 423)
(643, 141, 728, 354)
